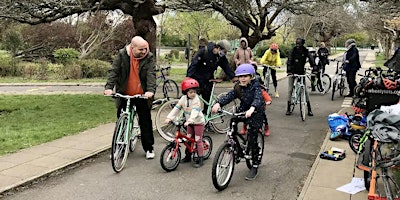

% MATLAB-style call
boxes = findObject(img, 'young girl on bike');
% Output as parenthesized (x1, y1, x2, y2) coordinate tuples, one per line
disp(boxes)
(260, 43, 282, 98)
(164, 78, 206, 168)
(212, 63, 265, 180)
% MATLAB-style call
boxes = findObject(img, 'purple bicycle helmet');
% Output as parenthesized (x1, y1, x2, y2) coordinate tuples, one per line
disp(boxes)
(235, 64, 255, 77)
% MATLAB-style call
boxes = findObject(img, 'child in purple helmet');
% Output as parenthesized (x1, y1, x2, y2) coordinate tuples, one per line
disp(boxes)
(212, 63, 264, 180)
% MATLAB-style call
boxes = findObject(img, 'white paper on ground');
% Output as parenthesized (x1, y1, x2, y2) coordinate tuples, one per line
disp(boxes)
(336, 177, 366, 195)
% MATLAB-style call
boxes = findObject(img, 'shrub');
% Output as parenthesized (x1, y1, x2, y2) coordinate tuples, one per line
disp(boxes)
(77, 59, 111, 78)
(53, 48, 80, 65)
(0, 52, 22, 77)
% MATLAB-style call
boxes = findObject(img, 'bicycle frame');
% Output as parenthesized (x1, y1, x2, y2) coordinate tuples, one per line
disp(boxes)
(155, 66, 171, 87)
(198, 81, 227, 125)
(116, 95, 142, 145)
(291, 75, 306, 105)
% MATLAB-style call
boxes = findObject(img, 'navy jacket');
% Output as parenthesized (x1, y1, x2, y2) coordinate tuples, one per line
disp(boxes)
(344, 45, 361, 71)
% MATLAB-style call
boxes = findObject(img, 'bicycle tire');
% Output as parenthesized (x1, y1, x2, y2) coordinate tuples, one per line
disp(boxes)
(163, 79, 179, 99)
(160, 142, 181, 172)
(363, 139, 372, 191)
(290, 88, 296, 113)
(331, 80, 337, 101)
(202, 135, 213, 160)
(211, 142, 235, 191)
(210, 92, 237, 134)
(299, 87, 306, 121)
(381, 167, 394, 200)
(339, 77, 346, 96)
(245, 132, 265, 169)
(155, 99, 181, 142)
(264, 69, 271, 93)
(348, 132, 363, 154)
(129, 116, 140, 152)
(111, 114, 129, 173)
(317, 74, 331, 93)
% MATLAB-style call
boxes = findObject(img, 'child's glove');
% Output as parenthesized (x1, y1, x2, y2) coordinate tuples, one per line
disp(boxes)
(164, 118, 171, 124)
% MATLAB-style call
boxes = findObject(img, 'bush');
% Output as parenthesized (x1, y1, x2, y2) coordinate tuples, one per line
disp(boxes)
(77, 59, 111, 78)
(0, 52, 22, 77)
(53, 48, 80, 65)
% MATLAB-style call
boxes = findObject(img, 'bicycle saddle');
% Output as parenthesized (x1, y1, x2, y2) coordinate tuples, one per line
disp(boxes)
(209, 79, 223, 83)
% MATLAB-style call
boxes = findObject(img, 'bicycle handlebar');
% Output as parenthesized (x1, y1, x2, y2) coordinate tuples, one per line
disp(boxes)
(105, 93, 148, 99)
(154, 66, 171, 72)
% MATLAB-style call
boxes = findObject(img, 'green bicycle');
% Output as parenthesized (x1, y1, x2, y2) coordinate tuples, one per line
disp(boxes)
(155, 79, 237, 142)
(108, 93, 147, 173)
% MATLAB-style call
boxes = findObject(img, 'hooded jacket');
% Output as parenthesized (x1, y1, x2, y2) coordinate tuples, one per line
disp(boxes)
(233, 37, 254, 66)
(287, 46, 315, 75)
(187, 42, 235, 86)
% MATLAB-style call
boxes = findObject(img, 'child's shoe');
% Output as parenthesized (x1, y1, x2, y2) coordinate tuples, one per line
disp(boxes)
(264, 125, 270, 136)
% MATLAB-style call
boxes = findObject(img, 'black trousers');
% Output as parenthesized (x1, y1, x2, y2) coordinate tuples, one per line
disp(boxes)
(117, 98, 154, 152)
(346, 70, 357, 95)
(263, 67, 278, 88)
(198, 81, 212, 114)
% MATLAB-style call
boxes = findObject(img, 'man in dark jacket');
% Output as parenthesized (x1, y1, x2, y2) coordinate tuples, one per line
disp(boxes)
(343, 39, 361, 97)
(286, 38, 315, 116)
(104, 36, 157, 159)
(317, 42, 330, 74)
(187, 41, 237, 112)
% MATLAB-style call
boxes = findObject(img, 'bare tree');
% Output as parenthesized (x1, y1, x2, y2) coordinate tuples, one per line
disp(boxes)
(163, 0, 330, 48)
(0, 0, 165, 55)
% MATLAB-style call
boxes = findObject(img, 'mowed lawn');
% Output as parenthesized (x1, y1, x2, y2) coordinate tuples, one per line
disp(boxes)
(0, 94, 116, 155)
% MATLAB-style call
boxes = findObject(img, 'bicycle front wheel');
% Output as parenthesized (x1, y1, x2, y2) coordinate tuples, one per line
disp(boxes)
(111, 114, 129, 173)
(317, 74, 331, 93)
(245, 132, 265, 169)
(264, 69, 271, 93)
(155, 99, 182, 142)
(160, 142, 181, 172)
(299, 87, 306, 121)
(163, 79, 179, 99)
(212, 142, 235, 191)
(331, 80, 337, 101)
(348, 131, 363, 154)
(210, 92, 237, 134)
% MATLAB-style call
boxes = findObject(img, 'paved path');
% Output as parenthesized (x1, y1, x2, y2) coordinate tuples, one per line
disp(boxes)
(0, 50, 376, 199)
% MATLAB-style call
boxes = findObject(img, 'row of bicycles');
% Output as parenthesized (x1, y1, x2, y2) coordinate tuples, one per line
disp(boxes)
(347, 109, 400, 200)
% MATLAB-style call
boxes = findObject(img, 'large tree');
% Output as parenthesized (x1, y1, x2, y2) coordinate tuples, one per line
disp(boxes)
(0, 0, 165, 55)
(164, 0, 331, 48)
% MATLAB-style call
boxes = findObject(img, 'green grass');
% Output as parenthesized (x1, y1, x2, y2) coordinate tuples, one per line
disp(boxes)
(0, 77, 106, 83)
(374, 53, 386, 67)
(0, 95, 116, 155)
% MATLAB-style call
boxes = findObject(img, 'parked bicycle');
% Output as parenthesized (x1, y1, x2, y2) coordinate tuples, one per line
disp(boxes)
(288, 74, 308, 121)
(106, 93, 147, 173)
(160, 119, 213, 172)
(306, 66, 331, 94)
(211, 110, 265, 191)
(331, 59, 347, 101)
(151, 65, 179, 110)
(155, 79, 237, 141)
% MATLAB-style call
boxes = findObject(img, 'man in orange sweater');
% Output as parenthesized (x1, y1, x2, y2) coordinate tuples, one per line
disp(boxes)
(104, 36, 157, 159)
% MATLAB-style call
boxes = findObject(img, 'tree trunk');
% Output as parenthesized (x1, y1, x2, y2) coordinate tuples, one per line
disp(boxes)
(132, 17, 157, 56)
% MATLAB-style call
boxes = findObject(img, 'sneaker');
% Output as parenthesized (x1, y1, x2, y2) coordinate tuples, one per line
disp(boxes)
(146, 150, 155, 159)
(274, 91, 279, 98)
(245, 166, 258, 180)
(264, 125, 270, 136)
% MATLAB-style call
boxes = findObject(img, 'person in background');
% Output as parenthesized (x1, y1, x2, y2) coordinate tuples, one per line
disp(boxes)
(234, 37, 254, 66)
(187, 40, 237, 113)
(104, 36, 156, 159)
(164, 78, 206, 168)
(317, 42, 330, 74)
(286, 38, 315, 116)
(343, 39, 361, 97)
(260, 43, 282, 97)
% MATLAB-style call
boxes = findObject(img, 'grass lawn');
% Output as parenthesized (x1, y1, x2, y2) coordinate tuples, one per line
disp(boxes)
(374, 53, 387, 67)
(0, 94, 116, 155)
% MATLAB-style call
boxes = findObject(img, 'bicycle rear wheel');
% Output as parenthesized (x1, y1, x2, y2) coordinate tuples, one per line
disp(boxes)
(163, 79, 179, 99)
(111, 114, 129, 173)
(155, 99, 182, 142)
(317, 74, 331, 93)
(212, 142, 235, 191)
(160, 142, 181, 172)
(210, 92, 237, 134)
(331, 80, 337, 101)
(264, 69, 271, 93)
(245, 132, 265, 169)
(299, 87, 306, 121)
(339, 77, 347, 96)
(348, 131, 363, 154)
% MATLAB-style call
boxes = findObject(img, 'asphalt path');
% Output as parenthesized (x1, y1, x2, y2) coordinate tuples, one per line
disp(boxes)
(2, 52, 368, 200)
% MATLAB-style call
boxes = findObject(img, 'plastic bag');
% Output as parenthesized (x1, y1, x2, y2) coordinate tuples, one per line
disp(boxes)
(327, 113, 348, 140)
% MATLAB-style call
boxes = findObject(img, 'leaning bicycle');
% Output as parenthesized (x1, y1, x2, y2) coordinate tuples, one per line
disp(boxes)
(152, 65, 179, 110)
(211, 110, 265, 191)
(155, 79, 237, 141)
(331, 59, 347, 101)
(288, 74, 307, 121)
(106, 93, 147, 173)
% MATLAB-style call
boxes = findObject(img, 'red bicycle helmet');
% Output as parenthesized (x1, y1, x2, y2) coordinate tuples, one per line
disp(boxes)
(352, 106, 365, 114)
(270, 43, 279, 51)
(181, 77, 199, 94)
(383, 78, 397, 90)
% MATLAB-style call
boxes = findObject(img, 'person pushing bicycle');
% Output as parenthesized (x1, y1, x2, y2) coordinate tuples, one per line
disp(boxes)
(286, 38, 315, 116)
(164, 78, 206, 168)
(212, 64, 265, 180)
(104, 36, 156, 160)
(260, 43, 282, 98)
